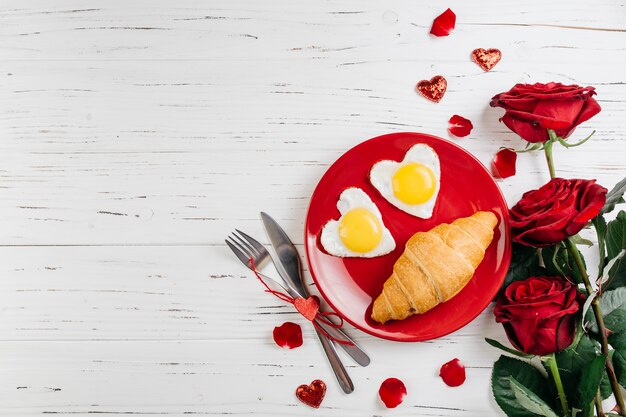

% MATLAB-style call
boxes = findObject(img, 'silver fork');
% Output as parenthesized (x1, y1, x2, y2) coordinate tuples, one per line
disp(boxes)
(226, 230, 360, 394)
(226, 229, 369, 366)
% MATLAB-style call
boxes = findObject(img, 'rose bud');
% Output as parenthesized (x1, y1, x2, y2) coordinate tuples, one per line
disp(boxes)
(494, 276, 581, 356)
(490, 82, 601, 143)
(509, 178, 607, 247)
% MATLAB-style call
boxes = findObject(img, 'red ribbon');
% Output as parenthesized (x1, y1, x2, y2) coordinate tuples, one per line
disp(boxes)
(249, 258, 353, 346)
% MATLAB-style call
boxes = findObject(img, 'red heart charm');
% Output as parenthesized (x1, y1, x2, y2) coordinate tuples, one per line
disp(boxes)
(471, 48, 502, 71)
(416, 76, 447, 103)
(296, 379, 326, 408)
(294, 297, 319, 321)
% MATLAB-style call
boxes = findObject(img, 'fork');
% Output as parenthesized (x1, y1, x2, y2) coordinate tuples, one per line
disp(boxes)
(226, 230, 359, 393)
(226, 229, 369, 366)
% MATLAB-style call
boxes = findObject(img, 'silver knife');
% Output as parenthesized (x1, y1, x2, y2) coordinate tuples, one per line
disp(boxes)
(260, 212, 370, 366)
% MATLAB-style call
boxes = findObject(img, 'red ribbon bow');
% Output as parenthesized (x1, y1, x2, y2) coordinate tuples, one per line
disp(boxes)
(249, 258, 353, 345)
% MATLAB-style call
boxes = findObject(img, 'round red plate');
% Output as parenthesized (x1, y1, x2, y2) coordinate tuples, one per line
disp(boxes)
(304, 132, 511, 342)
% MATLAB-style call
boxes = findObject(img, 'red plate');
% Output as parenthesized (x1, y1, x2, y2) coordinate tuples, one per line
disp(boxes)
(304, 132, 511, 342)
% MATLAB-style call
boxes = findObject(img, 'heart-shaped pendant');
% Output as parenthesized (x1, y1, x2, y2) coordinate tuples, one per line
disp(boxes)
(471, 48, 502, 71)
(296, 379, 326, 408)
(294, 296, 319, 321)
(416, 76, 447, 103)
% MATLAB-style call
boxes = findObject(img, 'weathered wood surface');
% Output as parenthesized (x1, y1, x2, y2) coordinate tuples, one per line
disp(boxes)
(1, 1, 625, 415)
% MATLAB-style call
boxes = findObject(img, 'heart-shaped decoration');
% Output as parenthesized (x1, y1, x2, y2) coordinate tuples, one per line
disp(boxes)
(416, 76, 447, 103)
(294, 296, 319, 321)
(296, 379, 326, 408)
(471, 48, 502, 71)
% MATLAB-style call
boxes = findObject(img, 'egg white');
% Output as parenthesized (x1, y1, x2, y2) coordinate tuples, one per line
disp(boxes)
(320, 187, 395, 258)
(369, 144, 441, 219)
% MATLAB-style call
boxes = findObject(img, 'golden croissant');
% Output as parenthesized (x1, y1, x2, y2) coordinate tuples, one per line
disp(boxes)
(371, 211, 497, 324)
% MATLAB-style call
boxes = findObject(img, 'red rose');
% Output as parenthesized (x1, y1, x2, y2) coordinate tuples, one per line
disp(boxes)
(490, 82, 601, 143)
(494, 276, 580, 356)
(510, 178, 607, 247)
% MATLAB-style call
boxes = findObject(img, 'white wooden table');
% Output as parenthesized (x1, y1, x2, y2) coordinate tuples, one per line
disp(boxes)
(1, 1, 625, 415)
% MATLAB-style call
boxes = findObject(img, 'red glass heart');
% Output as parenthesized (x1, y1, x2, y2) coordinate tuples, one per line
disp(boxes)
(430, 8, 456, 37)
(491, 148, 517, 179)
(273, 322, 303, 349)
(296, 379, 326, 408)
(471, 48, 502, 71)
(294, 296, 319, 321)
(448, 115, 473, 137)
(378, 377, 407, 408)
(439, 358, 466, 387)
(416, 76, 447, 103)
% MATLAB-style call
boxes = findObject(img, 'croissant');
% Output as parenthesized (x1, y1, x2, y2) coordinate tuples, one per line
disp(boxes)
(371, 211, 497, 324)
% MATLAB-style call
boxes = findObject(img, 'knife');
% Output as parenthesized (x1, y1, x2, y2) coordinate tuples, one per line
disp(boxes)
(260, 212, 370, 367)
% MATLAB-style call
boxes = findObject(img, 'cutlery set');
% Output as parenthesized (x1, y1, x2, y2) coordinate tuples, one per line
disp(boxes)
(226, 212, 370, 393)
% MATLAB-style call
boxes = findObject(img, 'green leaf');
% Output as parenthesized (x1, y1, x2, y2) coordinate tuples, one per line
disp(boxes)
(492, 355, 553, 417)
(613, 349, 626, 388)
(500, 243, 542, 296)
(604, 211, 626, 290)
(593, 215, 608, 276)
(569, 234, 594, 247)
(554, 335, 602, 404)
(604, 250, 626, 292)
(509, 377, 560, 417)
(588, 288, 626, 334)
(607, 211, 626, 259)
(541, 242, 586, 284)
(576, 354, 607, 417)
(601, 177, 626, 214)
(485, 338, 536, 359)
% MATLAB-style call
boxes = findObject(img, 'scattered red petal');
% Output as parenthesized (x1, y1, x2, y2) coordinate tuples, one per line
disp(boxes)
(296, 379, 326, 408)
(416, 76, 447, 103)
(440, 358, 466, 387)
(273, 322, 303, 349)
(430, 8, 456, 37)
(448, 115, 473, 137)
(471, 48, 502, 71)
(379, 377, 407, 408)
(491, 148, 517, 179)
(293, 296, 319, 321)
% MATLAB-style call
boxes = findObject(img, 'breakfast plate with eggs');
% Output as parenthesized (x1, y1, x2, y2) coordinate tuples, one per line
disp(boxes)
(304, 132, 511, 342)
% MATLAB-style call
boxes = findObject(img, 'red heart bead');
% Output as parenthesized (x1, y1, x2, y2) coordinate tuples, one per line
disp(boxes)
(294, 297, 319, 321)
(416, 76, 447, 103)
(471, 48, 502, 71)
(296, 379, 326, 408)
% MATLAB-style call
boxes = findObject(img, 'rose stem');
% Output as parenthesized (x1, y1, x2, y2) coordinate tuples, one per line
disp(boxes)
(595, 391, 605, 417)
(547, 353, 570, 417)
(565, 237, 626, 417)
(544, 130, 558, 179)
(544, 128, 625, 416)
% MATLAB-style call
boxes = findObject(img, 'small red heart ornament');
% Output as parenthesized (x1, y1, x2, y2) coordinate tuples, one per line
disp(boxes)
(294, 297, 319, 321)
(416, 76, 447, 103)
(471, 48, 502, 71)
(296, 379, 326, 408)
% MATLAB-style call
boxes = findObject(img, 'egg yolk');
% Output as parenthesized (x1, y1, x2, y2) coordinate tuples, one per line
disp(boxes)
(392, 163, 436, 205)
(338, 208, 383, 253)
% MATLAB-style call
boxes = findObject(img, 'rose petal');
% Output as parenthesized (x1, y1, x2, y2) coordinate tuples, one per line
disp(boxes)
(491, 148, 517, 179)
(448, 115, 473, 137)
(273, 322, 303, 349)
(430, 8, 456, 37)
(439, 358, 466, 387)
(379, 377, 407, 408)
